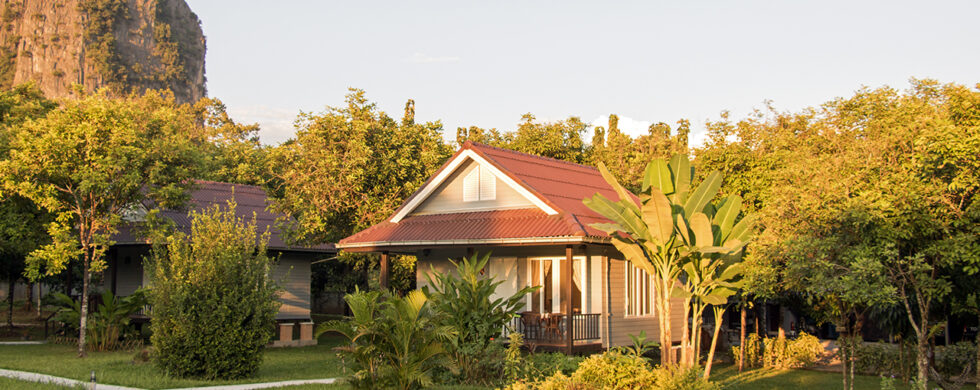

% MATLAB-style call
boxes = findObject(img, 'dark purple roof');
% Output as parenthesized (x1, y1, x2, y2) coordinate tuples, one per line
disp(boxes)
(114, 180, 335, 253)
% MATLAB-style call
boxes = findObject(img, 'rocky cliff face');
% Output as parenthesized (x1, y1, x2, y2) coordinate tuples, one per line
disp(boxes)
(1, 0, 206, 103)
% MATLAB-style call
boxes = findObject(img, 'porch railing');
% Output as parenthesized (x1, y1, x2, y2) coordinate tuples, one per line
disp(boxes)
(506, 313, 600, 343)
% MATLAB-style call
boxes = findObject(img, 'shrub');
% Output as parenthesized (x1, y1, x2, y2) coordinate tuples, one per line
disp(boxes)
(424, 252, 537, 385)
(318, 289, 453, 390)
(50, 289, 146, 351)
(734, 333, 822, 369)
(649, 365, 720, 390)
(148, 202, 280, 380)
(935, 341, 976, 379)
(570, 350, 658, 389)
(504, 350, 717, 390)
(853, 341, 915, 378)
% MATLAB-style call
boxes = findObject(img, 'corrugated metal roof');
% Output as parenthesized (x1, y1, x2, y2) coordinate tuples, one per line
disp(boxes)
(115, 180, 335, 252)
(340, 142, 633, 247)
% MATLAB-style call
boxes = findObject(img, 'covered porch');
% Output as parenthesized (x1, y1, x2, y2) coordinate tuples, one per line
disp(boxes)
(371, 243, 605, 354)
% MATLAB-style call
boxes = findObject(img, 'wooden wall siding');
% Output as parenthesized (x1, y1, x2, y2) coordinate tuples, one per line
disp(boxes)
(412, 159, 535, 216)
(415, 245, 696, 348)
(605, 258, 686, 348)
(272, 254, 312, 320)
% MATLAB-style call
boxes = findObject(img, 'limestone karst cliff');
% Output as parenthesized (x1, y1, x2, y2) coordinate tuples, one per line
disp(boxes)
(1, 0, 206, 103)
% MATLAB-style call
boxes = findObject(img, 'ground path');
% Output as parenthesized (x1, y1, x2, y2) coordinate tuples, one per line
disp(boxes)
(0, 368, 337, 389)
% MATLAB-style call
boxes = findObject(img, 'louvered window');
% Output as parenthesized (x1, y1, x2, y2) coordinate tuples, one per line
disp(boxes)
(462, 164, 496, 202)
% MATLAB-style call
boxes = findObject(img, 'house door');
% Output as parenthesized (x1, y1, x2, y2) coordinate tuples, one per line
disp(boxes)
(528, 258, 583, 314)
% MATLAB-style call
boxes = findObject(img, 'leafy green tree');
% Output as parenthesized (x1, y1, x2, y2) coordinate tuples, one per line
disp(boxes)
(0, 82, 56, 326)
(194, 98, 270, 186)
(270, 89, 451, 290)
(0, 89, 202, 356)
(148, 201, 280, 379)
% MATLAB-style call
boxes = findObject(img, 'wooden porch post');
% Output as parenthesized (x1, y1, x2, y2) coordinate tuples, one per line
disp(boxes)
(379, 251, 390, 290)
(565, 244, 574, 354)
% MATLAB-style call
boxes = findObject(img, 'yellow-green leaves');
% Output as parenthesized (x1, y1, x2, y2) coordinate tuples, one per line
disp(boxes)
(642, 187, 674, 244)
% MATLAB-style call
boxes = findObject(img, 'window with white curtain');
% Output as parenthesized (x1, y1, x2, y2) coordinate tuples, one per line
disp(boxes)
(625, 262, 655, 317)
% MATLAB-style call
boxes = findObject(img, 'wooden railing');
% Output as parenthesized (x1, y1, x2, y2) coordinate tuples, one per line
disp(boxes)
(506, 313, 601, 343)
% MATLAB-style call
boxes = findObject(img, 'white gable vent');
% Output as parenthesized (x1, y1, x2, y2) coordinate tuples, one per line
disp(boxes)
(462, 164, 496, 202)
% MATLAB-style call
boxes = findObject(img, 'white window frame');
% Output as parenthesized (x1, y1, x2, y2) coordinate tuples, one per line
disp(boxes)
(625, 262, 656, 317)
(525, 256, 588, 314)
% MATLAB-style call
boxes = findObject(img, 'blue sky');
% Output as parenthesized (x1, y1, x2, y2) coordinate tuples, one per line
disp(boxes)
(186, 1, 980, 146)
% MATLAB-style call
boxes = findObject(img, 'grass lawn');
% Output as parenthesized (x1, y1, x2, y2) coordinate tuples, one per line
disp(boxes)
(0, 376, 82, 390)
(0, 334, 346, 389)
(711, 364, 977, 390)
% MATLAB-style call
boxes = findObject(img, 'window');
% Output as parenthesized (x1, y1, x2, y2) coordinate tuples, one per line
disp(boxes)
(625, 262, 655, 317)
(462, 164, 496, 202)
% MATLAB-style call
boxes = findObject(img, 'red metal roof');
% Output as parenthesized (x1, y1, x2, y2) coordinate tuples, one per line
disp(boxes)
(339, 142, 633, 248)
(115, 180, 335, 252)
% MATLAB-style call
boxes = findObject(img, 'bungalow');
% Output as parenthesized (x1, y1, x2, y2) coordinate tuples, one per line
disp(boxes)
(106, 180, 336, 347)
(337, 141, 686, 353)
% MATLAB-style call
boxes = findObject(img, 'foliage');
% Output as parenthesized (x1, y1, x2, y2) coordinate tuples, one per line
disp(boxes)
(504, 350, 717, 390)
(584, 153, 753, 367)
(616, 330, 659, 359)
(852, 341, 916, 378)
(695, 79, 980, 389)
(425, 252, 536, 348)
(589, 115, 690, 192)
(193, 98, 270, 186)
(50, 290, 147, 351)
(148, 202, 280, 380)
(0, 88, 202, 356)
(733, 333, 822, 370)
(317, 288, 453, 390)
(457, 114, 589, 163)
(423, 252, 537, 384)
(935, 341, 976, 380)
(504, 331, 524, 382)
(270, 89, 451, 289)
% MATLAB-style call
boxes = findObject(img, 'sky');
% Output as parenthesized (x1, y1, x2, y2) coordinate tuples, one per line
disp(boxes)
(186, 0, 980, 146)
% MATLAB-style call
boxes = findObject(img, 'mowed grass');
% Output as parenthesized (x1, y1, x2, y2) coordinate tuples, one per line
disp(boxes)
(0, 334, 346, 389)
(0, 376, 83, 389)
(711, 363, 977, 390)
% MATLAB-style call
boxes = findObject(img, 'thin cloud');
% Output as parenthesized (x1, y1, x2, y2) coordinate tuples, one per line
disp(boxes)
(404, 52, 461, 64)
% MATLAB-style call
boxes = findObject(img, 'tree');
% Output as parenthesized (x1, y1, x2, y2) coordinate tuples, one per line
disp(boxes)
(194, 98, 270, 186)
(584, 154, 754, 367)
(0, 89, 202, 357)
(270, 89, 451, 289)
(0, 82, 56, 327)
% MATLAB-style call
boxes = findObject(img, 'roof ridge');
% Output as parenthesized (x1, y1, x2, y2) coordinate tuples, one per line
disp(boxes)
(464, 141, 600, 172)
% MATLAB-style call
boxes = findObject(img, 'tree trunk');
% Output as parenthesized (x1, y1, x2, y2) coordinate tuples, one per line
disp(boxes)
(915, 336, 928, 390)
(78, 254, 90, 358)
(35, 283, 41, 319)
(739, 304, 746, 372)
(681, 297, 691, 366)
(704, 308, 725, 379)
(976, 312, 979, 384)
(851, 313, 865, 390)
(25, 282, 33, 311)
(6, 276, 13, 327)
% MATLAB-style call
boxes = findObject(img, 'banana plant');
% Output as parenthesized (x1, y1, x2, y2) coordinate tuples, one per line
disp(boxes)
(584, 154, 754, 368)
